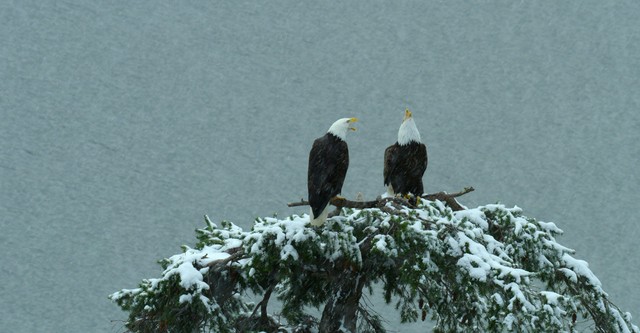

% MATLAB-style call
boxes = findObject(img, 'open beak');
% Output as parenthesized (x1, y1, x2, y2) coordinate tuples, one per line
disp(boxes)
(349, 117, 358, 131)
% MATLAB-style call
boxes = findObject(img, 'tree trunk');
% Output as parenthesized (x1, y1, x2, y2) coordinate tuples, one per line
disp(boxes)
(319, 273, 366, 333)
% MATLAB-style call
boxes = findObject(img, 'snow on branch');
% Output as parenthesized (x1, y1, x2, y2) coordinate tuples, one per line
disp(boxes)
(111, 194, 639, 333)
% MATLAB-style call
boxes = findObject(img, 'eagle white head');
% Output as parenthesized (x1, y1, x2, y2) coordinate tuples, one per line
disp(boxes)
(397, 109, 421, 145)
(327, 117, 358, 141)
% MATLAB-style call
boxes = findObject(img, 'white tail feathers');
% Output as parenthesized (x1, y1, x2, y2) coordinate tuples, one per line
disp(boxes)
(309, 205, 330, 226)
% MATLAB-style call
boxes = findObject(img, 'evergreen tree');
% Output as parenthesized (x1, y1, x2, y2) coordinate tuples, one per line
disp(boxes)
(110, 194, 639, 333)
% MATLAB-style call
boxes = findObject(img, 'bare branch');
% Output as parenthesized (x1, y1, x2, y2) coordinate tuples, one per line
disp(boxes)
(287, 199, 309, 207)
(422, 187, 475, 211)
(425, 186, 475, 199)
(287, 187, 474, 212)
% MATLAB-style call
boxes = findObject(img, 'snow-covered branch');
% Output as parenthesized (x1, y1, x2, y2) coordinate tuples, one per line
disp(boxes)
(111, 196, 638, 333)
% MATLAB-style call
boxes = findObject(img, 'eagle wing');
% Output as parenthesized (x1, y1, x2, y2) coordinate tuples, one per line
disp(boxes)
(308, 136, 349, 217)
(384, 142, 428, 195)
(383, 144, 399, 186)
(413, 143, 428, 195)
(414, 143, 428, 179)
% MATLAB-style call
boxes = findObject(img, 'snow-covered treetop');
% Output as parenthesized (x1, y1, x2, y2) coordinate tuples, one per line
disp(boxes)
(111, 199, 638, 333)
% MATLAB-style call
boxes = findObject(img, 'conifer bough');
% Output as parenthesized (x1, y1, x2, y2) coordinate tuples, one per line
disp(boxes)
(110, 188, 639, 333)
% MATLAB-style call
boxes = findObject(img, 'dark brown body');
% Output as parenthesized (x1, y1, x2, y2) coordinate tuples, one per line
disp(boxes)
(384, 141, 428, 196)
(308, 133, 349, 219)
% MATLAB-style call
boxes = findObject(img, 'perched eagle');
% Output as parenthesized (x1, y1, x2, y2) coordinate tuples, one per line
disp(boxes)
(384, 109, 428, 197)
(308, 117, 358, 226)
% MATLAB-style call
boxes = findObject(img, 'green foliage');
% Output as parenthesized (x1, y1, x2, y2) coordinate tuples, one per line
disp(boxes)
(111, 201, 639, 333)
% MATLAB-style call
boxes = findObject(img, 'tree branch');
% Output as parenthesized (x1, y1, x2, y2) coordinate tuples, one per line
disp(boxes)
(287, 187, 474, 212)
(204, 247, 245, 268)
(422, 187, 474, 211)
(287, 197, 379, 208)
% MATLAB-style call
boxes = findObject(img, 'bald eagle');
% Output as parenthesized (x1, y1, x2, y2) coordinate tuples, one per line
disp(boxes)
(384, 109, 427, 197)
(308, 117, 358, 226)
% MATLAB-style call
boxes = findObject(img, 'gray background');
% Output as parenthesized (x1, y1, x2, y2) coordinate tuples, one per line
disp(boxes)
(1, 1, 639, 332)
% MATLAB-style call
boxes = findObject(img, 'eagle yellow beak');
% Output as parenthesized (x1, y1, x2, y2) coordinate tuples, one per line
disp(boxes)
(404, 109, 412, 120)
(349, 117, 358, 131)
